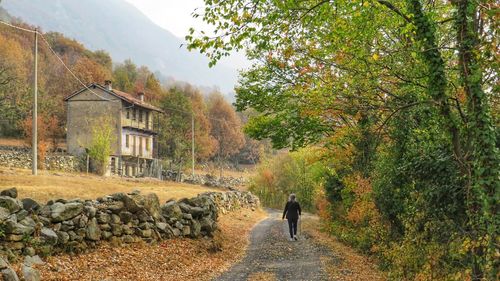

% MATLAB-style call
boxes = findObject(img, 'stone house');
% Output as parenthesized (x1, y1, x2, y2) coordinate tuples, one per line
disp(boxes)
(64, 81, 163, 176)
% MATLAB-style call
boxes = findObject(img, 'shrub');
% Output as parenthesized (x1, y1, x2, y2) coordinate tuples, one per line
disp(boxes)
(249, 147, 326, 213)
(87, 117, 115, 175)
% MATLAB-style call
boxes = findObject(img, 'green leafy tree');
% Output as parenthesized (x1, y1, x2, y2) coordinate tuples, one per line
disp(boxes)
(113, 59, 138, 93)
(158, 87, 193, 164)
(87, 117, 115, 176)
(187, 0, 498, 279)
(250, 147, 326, 212)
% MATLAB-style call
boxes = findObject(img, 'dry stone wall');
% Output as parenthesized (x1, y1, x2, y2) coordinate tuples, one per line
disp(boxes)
(181, 174, 248, 190)
(0, 146, 84, 172)
(0, 187, 259, 260)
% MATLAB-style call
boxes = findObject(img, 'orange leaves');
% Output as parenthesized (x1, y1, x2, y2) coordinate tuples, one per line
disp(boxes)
(456, 87, 467, 104)
(73, 56, 111, 86)
(208, 92, 245, 157)
(344, 174, 380, 226)
(29, 209, 266, 281)
(21, 114, 51, 169)
(316, 191, 332, 222)
(261, 168, 275, 187)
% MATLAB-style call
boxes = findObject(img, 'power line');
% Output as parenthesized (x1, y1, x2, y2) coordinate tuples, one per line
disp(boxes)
(0, 20, 36, 33)
(0, 20, 243, 126)
(0, 20, 114, 102)
(1, 19, 245, 177)
(38, 33, 115, 102)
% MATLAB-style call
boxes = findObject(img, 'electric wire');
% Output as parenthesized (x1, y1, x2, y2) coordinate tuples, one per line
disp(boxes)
(0, 20, 242, 126)
(38, 32, 115, 102)
(0, 20, 36, 33)
(0, 20, 114, 102)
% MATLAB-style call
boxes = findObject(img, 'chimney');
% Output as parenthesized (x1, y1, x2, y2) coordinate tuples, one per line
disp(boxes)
(138, 92, 145, 102)
(104, 80, 112, 91)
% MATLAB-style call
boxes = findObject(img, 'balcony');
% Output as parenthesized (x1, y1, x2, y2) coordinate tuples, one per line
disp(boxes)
(121, 134, 154, 159)
(121, 117, 156, 134)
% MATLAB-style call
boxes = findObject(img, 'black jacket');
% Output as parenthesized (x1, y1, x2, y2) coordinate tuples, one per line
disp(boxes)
(283, 201, 302, 220)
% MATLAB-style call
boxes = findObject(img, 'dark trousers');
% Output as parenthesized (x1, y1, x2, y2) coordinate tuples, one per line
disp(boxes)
(287, 217, 298, 238)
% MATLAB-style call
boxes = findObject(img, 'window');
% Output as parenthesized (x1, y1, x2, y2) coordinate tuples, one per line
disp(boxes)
(133, 108, 136, 120)
(146, 137, 150, 151)
(145, 112, 149, 129)
(126, 109, 130, 119)
(125, 135, 129, 147)
(139, 110, 143, 122)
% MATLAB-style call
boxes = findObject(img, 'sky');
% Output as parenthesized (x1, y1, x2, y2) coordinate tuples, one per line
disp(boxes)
(124, 0, 249, 70)
(124, 0, 206, 38)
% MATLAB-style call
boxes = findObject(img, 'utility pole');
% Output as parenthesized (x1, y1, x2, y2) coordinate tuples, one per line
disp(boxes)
(191, 113, 195, 176)
(32, 29, 38, 175)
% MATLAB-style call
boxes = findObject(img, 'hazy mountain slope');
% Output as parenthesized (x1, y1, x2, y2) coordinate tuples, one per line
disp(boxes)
(1, 0, 237, 93)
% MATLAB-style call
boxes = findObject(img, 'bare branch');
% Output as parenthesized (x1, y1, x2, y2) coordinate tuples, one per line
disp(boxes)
(377, 1, 411, 23)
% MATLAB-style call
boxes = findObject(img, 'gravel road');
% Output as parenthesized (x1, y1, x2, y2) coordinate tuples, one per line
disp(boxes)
(215, 209, 337, 281)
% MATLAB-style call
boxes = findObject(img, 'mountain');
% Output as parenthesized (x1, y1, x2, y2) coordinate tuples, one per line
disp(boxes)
(0, 0, 238, 94)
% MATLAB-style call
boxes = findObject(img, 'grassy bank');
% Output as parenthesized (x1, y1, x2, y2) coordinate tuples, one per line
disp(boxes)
(0, 167, 220, 203)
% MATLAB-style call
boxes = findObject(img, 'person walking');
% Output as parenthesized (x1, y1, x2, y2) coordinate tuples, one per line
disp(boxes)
(282, 193, 302, 241)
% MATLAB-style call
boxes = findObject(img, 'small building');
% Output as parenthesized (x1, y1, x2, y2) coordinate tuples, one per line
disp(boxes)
(64, 81, 163, 176)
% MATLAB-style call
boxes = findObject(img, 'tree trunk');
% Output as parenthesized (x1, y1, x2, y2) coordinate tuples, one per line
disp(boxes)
(454, 1, 499, 279)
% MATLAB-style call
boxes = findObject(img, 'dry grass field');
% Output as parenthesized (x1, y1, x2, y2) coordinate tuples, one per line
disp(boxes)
(0, 167, 221, 203)
(0, 138, 26, 147)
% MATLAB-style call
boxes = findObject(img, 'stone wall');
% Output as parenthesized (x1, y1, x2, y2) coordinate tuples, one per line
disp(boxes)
(0, 187, 259, 260)
(176, 173, 248, 190)
(0, 146, 84, 172)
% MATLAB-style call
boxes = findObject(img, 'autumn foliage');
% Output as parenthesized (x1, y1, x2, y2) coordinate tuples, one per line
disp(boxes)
(0, 15, 259, 171)
(188, 0, 499, 279)
(21, 114, 50, 169)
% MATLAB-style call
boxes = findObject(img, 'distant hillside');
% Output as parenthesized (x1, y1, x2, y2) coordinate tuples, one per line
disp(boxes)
(0, 0, 238, 93)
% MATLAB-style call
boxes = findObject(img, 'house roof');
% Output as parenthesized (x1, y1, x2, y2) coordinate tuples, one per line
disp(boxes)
(64, 83, 163, 113)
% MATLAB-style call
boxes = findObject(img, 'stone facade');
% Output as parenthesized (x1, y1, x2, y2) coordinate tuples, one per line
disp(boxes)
(0, 188, 259, 260)
(65, 87, 122, 157)
(0, 146, 84, 172)
(65, 82, 162, 177)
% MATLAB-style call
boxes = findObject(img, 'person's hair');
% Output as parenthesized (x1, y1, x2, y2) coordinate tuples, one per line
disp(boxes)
(289, 193, 296, 202)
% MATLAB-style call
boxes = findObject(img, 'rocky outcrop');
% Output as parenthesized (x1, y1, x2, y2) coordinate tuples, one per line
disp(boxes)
(0, 187, 259, 259)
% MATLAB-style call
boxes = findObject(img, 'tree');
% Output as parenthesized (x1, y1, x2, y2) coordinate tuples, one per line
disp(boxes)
(113, 59, 138, 93)
(185, 85, 217, 161)
(91, 50, 113, 72)
(158, 87, 192, 164)
(144, 72, 163, 102)
(87, 117, 115, 176)
(0, 32, 30, 136)
(72, 56, 110, 86)
(207, 92, 245, 175)
(187, 0, 498, 279)
(235, 109, 271, 164)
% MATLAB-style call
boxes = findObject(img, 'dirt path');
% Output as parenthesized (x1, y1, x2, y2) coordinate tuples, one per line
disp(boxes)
(215, 210, 337, 281)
